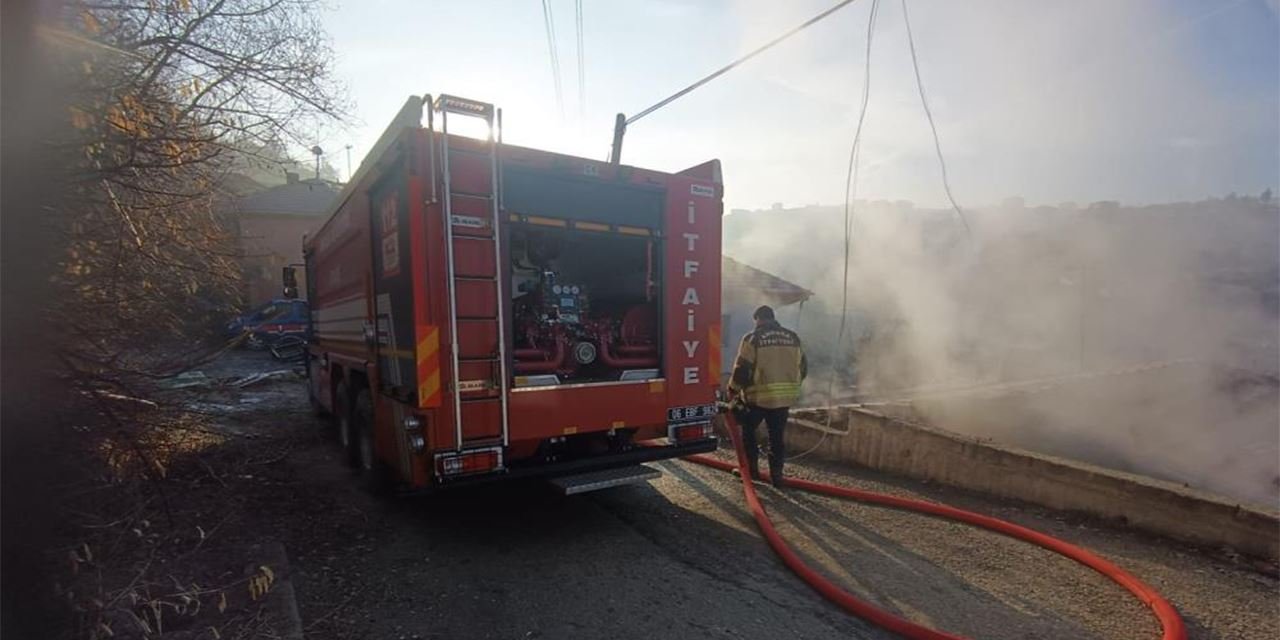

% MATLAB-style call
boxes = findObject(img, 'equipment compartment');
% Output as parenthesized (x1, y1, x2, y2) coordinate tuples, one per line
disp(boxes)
(510, 223, 662, 385)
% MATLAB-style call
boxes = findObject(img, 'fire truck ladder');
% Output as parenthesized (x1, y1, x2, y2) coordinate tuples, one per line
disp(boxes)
(435, 95, 511, 454)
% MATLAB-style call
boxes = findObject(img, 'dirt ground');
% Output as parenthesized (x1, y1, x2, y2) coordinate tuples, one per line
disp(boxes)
(111, 350, 1280, 640)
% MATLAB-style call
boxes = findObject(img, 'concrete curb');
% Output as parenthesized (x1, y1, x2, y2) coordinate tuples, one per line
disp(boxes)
(251, 541, 305, 640)
(153, 542, 304, 640)
(783, 406, 1280, 561)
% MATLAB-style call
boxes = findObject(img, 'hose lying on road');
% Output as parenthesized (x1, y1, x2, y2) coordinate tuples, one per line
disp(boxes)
(680, 418, 1188, 640)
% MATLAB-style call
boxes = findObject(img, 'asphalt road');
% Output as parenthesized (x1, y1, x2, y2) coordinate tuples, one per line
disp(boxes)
(213, 353, 1277, 640)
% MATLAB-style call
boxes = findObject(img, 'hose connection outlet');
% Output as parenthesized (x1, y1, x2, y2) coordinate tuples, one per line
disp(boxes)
(408, 434, 426, 453)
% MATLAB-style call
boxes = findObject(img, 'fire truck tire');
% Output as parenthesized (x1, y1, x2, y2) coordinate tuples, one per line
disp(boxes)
(335, 380, 357, 466)
(352, 388, 391, 494)
(309, 383, 328, 418)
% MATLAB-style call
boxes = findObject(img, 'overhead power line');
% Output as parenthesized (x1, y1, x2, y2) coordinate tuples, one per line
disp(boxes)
(901, 0, 970, 234)
(541, 0, 565, 117)
(826, 0, 881, 429)
(625, 0, 861, 126)
(575, 0, 585, 117)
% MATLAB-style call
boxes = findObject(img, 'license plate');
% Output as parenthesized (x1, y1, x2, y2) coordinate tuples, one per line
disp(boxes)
(668, 403, 716, 424)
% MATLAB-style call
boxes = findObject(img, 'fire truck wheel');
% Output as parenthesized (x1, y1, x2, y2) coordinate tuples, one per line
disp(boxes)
(309, 382, 329, 418)
(335, 380, 356, 465)
(352, 389, 391, 494)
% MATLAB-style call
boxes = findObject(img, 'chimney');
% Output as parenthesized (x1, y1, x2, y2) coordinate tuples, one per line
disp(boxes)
(285, 171, 299, 184)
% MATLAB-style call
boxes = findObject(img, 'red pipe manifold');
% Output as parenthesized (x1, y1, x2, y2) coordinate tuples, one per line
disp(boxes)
(512, 339, 565, 373)
(597, 339, 658, 368)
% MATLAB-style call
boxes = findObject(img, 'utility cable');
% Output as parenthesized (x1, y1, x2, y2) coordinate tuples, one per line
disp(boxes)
(816, 0, 881, 442)
(541, 0, 565, 117)
(810, 0, 965, 440)
(625, 0, 862, 126)
(575, 0, 585, 117)
(901, 0, 970, 234)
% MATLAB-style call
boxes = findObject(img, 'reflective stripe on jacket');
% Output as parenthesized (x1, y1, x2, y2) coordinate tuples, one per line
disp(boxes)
(728, 320, 807, 409)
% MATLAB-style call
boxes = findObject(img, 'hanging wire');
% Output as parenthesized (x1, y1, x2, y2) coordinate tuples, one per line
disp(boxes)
(575, 0, 585, 118)
(823, 0, 880, 423)
(541, 0, 565, 117)
(789, 0, 883, 457)
(625, 0, 862, 126)
(901, 0, 970, 235)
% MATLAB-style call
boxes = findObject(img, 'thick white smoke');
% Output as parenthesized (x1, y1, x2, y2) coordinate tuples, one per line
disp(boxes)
(725, 196, 1280, 507)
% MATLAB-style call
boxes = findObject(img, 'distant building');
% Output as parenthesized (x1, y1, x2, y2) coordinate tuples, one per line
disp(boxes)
(233, 172, 340, 304)
(719, 256, 813, 382)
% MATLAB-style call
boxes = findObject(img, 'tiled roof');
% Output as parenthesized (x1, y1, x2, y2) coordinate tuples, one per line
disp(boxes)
(238, 179, 341, 217)
(722, 255, 813, 306)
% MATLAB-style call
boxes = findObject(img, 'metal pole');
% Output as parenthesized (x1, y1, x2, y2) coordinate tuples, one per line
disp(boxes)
(609, 113, 626, 165)
(492, 107, 511, 447)
(1079, 265, 1088, 372)
(440, 109, 465, 452)
(425, 94, 437, 203)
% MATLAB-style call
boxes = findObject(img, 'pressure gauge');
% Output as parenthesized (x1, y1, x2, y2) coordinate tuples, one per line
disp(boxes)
(571, 285, 580, 294)
(552, 285, 563, 294)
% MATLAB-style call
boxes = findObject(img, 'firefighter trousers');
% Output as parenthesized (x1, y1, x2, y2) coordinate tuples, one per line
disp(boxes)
(737, 405, 790, 481)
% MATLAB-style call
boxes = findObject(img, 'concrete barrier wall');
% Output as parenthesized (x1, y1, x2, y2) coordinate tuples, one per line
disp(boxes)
(782, 406, 1280, 561)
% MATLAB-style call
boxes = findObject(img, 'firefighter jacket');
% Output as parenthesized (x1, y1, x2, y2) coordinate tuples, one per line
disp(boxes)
(728, 320, 807, 409)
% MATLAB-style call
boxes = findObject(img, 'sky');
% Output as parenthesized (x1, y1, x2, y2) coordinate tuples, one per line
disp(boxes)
(318, 0, 1280, 212)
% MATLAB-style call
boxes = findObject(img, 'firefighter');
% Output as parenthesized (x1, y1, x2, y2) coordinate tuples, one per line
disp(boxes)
(728, 305, 807, 487)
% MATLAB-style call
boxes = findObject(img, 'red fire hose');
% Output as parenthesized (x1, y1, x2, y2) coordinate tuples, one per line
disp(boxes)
(680, 417, 1188, 640)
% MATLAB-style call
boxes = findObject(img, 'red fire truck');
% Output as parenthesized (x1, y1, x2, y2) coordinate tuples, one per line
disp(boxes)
(296, 94, 722, 492)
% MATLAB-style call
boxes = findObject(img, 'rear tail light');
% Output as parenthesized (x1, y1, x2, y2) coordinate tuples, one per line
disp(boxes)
(669, 422, 713, 443)
(434, 447, 504, 477)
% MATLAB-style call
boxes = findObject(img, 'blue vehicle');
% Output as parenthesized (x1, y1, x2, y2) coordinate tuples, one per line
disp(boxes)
(227, 299, 310, 348)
